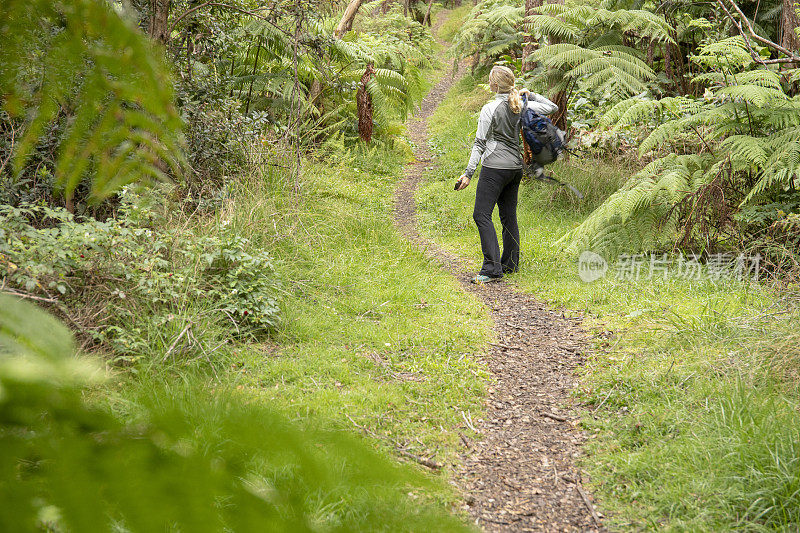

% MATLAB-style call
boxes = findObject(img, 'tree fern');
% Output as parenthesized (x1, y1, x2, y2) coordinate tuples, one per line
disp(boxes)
(560, 36, 799, 255)
(525, 3, 672, 102)
(451, 0, 524, 63)
(1, 0, 184, 204)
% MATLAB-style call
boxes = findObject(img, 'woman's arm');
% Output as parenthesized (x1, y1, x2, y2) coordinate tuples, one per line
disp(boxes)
(463, 104, 493, 179)
(521, 89, 558, 115)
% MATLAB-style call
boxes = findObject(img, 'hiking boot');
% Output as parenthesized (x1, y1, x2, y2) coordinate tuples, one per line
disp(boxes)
(471, 274, 502, 284)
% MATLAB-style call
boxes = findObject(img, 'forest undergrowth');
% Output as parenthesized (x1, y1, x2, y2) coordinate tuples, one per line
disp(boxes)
(416, 65, 800, 530)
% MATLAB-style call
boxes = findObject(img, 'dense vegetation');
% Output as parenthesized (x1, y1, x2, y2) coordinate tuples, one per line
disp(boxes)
(1, 0, 799, 530)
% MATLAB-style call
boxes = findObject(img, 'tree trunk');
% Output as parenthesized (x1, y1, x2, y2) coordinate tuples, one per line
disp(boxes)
(148, 0, 171, 43)
(335, 0, 366, 37)
(357, 64, 376, 143)
(782, 0, 800, 55)
(547, 0, 567, 129)
(522, 0, 543, 73)
(245, 38, 262, 115)
(423, 0, 434, 26)
(664, 42, 673, 83)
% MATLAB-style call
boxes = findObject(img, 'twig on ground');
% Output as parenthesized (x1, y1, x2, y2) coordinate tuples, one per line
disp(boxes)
(397, 449, 443, 470)
(461, 410, 477, 432)
(490, 342, 520, 351)
(593, 385, 616, 412)
(346, 415, 442, 471)
(541, 412, 568, 422)
(576, 481, 602, 527)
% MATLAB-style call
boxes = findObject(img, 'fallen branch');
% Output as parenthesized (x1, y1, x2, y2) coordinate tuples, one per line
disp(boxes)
(541, 411, 567, 422)
(576, 481, 602, 527)
(561, 475, 602, 527)
(397, 449, 443, 470)
(1, 288, 58, 303)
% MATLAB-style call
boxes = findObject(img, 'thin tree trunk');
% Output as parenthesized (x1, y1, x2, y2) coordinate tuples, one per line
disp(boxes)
(522, 0, 542, 73)
(782, 0, 800, 55)
(357, 64, 376, 143)
(548, 0, 567, 129)
(311, 0, 366, 115)
(379, 0, 393, 14)
(335, 0, 366, 37)
(664, 42, 673, 83)
(148, 0, 171, 43)
(245, 38, 261, 115)
(423, 0, 434, 26)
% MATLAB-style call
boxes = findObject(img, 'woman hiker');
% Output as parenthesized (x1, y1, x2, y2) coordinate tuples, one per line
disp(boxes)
(454, 65, 558, 284)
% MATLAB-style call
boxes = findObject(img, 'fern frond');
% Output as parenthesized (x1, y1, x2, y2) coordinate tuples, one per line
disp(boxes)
(3, 0, 184, 203)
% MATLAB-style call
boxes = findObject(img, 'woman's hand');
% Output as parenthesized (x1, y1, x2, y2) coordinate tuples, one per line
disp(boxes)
(455, 174, 470, 191)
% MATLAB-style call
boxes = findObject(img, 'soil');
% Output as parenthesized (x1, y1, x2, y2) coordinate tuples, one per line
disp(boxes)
(392, 13, 606, 532)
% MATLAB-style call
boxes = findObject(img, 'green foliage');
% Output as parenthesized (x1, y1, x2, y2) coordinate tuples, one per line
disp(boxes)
(0, 295, 473, 532)
(222, 7, 431, 145)
(526, 3, 672, 100)
(0, 190, 280, 357)
(226, 136, 490, 458)
(559, 37, 800, 256)
(0, 0, 184, 203)
(451, 0, 525, 64)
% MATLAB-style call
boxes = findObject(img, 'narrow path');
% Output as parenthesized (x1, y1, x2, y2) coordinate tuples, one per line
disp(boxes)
(394, 14, 605, 532)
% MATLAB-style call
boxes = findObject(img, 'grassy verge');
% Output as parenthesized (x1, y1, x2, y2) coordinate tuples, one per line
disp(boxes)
(103, 81, 489, 524)
(416, 70, 800, 530)
(92, 27, 491, 525)
(222, 141, 490, 461)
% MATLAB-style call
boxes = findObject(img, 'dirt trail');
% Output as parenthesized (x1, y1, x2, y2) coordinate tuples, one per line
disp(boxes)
(393, 13, 605, 532)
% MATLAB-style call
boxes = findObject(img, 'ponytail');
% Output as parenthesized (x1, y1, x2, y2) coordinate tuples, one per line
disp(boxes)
(508, 86, 522, 114)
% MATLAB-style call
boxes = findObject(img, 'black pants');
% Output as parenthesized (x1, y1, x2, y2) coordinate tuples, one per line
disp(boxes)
(472, 166, 522, 277)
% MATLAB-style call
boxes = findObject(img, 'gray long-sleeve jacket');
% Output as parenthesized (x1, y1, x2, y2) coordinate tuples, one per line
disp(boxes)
(464, 92, 558, 178)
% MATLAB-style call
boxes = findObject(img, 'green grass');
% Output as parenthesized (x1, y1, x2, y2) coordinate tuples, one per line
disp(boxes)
(206, 138, 490, 467)
(435, 3, 474, 43)
(416, 70, 800, 531)
(93, 48, 491, 526)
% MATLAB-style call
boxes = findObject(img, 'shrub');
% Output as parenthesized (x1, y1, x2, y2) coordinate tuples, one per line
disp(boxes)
(0, 189, 280, 358)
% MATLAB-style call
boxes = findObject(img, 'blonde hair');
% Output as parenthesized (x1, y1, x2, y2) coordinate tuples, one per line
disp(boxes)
(489, 65, 522, 113)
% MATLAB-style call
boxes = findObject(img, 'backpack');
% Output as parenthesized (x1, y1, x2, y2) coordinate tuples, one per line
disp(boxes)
(519, 94, 564, 166)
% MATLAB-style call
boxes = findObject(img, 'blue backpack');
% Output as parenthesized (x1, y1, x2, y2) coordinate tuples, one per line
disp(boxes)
(520, 94, 564, 166)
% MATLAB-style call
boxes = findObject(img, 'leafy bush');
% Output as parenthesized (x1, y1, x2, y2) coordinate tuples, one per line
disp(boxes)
(0, 190, 280, 357)
(0, 0, 184, 206)
(0, 295, 473, 532)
